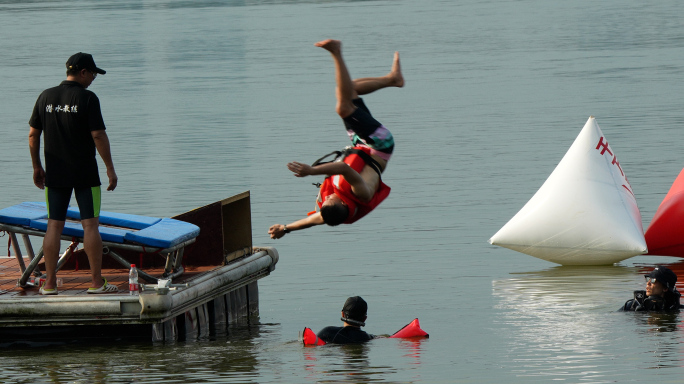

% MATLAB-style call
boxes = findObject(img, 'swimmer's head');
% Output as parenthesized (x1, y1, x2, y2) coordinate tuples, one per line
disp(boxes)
(341, 296, 367, 327)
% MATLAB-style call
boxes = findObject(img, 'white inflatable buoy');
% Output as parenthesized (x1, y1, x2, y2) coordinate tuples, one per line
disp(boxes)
(489, 117, 647, 265)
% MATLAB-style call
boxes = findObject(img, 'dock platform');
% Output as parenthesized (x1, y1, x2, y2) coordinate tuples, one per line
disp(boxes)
(0, 192, 278, 343)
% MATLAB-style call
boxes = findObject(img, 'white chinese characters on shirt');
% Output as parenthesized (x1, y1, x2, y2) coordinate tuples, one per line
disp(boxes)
(45, 104, 78, 113)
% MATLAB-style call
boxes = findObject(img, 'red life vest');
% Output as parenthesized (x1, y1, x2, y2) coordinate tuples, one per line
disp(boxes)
(312, 146, 391, 224)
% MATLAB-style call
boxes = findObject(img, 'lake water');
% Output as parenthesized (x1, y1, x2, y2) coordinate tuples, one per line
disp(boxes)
(1, 0, 684, 382)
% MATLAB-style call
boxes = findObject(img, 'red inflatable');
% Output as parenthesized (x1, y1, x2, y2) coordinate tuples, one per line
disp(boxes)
(302, 318, 428, 346)
(302, 327, 326, 346)
(390, 318, 429, 338)
(645, 168, 684, 257)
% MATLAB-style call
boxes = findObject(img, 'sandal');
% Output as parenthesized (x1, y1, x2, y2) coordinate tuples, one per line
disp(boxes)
(39, 286, 58, 296)
(87, 278, 119, 294)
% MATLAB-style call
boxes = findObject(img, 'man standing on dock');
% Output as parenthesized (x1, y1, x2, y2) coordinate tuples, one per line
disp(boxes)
(269, 39, 403, 239)
(28, 53, 119, 295)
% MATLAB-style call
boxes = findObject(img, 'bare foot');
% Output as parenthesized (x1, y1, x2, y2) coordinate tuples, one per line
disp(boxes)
(314, 39, 342, 54)
(390, 51, 404, 88)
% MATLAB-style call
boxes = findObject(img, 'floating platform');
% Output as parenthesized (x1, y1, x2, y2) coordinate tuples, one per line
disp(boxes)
(0, 191, 279, 344)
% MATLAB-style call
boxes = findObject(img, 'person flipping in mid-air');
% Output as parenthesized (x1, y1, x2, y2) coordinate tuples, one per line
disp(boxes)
(269, 39, 404, 239)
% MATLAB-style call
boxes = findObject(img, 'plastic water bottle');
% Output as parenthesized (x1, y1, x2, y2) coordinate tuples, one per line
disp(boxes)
(129, 264, 139, 296)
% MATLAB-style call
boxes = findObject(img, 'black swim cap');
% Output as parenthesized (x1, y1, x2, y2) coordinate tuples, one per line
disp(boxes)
(341, 296, 367, 326)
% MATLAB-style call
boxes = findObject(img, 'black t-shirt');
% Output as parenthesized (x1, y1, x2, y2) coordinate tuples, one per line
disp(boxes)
(316, 326, 375, 344)
(29, 80, 105, 188)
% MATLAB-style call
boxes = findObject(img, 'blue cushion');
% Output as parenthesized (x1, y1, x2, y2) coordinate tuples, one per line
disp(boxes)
(0, 202, 48, 226)
(94, 226, 129, 243)
(66, 208, 161, 229)
(124, 218, 200, 248)
(27, 219, 48, 232)
(28, 219, 128, 243)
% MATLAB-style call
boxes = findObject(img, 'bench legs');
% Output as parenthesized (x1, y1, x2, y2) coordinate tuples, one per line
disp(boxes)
(106, 249, 184, 284)
(17, 241, 78, 288)
(13, 233, 188, 288)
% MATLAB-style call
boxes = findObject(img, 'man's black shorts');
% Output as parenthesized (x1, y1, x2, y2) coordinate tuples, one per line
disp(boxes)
(46, 186, 101, 221)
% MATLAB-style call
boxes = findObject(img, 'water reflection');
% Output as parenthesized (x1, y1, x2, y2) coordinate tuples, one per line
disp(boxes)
(396, 338, 427, 365)
(303, 344, 389, 383)
(301, 338, 428, 383)
(0, 324, 267, 384)
(494, 264, 636, 310)
(626, 312, 684, 370)
(633, 312, 680, 333)
(492, 265, 684, 379)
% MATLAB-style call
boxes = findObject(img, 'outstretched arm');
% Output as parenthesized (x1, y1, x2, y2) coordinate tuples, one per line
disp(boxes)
(269, 212, 325, 239)
(287, 161, 372, 201)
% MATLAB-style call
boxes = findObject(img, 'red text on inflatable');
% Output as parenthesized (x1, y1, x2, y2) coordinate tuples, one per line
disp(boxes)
(595, 136, 634, 197)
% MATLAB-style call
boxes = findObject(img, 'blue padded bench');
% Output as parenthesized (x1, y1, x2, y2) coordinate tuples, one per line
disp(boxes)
(0, 202, 199, 249)
(0, 202, 200, 287)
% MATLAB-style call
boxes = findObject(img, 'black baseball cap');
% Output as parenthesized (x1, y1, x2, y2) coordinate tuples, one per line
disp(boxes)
(341, 296, 367, 326)
(66, 53, 106, 74)
(646, 266, 678, 291)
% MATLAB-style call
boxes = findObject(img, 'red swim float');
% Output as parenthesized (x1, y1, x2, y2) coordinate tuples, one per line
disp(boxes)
(389, 318, 429, 338)
(302, 327, 326, 346)
(302, 318, 428, 346)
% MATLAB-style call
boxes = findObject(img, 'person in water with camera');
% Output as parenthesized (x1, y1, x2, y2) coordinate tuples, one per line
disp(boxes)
(621, 266, 683, 311)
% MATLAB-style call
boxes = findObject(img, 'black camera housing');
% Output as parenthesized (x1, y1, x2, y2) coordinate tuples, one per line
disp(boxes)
(634, 290, 646, 304)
